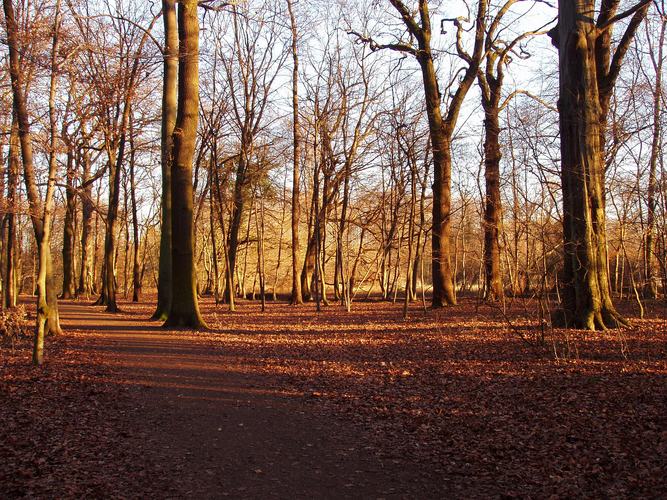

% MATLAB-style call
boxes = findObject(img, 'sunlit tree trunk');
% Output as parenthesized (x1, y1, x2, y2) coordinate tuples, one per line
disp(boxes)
(164, 0, 206, 328)
(381, 0, 486, 307)
(153, 0, 178, 320)
(643, 16, 665, 298)
(551, 0, 649, 329)
(287, 0, 303, 305)
(129, 113, 141, 302)
(4, 0, 63, 364)
(4, 117, 19, 309)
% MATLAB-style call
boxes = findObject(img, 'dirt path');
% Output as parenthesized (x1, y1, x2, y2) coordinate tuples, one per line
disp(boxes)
(57, 300, 436, 499)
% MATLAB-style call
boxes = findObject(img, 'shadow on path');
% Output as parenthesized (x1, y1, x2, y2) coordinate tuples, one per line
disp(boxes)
(57, 300, 436, 499)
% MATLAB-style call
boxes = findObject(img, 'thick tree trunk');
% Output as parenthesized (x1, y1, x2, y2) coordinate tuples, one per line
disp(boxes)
(482, 104, 503, 301)
(417, 53, 456, 307)
(153, 0, 178, 320)
(164, 0, 206, 329)
(551, 0, 648, 329)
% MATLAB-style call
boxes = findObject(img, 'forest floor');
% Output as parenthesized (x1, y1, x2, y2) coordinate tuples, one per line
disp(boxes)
(1, 295, 666, 498)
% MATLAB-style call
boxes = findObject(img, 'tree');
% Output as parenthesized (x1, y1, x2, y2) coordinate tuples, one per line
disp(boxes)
(351, 0, 487, 307)
(4, 0, 63, 364)
(287, 0, 303, 305)
(476, 1, 551, 301)
(152, 0, 178, 320)
(4, 117, 20, 309)
(550, 0, 651, 329)
(642, 6, 665, 298)
(164, 0, 207, 328)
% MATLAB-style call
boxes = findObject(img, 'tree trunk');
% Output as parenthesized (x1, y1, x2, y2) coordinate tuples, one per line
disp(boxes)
(164, 0, 206, 328)
(95, 149, 121, 312)
(482, 102, 503, 301)
(61, 147, 77, 299)
(152, 0, 178, 319)
(129, 113, 141, 302)
(643, 17, 664, 298)
(419, 59, 457, 307)
(4, 117, 19, 309)
(4, 0, 63, 364)
(550, 0, 648, 329)
(287, 0, 303, 305)
(226, 146, 250, 301)
(77, 145, 95, 296)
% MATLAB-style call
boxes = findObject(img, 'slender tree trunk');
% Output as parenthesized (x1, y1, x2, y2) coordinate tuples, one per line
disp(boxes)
(123, 163, 131, 298)
(129, 113, 141, 302)
(212, 160, 235, 311)
(273, 176, 287, 301)
(78, 145, 95, 297)
(4, 0, 63, 364)
(209, 166, 220, 303)
(164, 0, 206, 328)
(226, 147, 250, 301)
(61, 146, 77, 299)
(644, 17, 665, 298)
(4, 117, 19, 309)
(300, 176, 317, 300)
(287, 0, 302, 305)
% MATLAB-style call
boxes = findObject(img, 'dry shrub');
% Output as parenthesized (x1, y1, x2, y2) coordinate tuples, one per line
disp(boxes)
(0, 305, 29, 342)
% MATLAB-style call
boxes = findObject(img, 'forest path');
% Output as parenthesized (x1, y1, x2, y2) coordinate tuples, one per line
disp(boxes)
(57, 300, 430, 499)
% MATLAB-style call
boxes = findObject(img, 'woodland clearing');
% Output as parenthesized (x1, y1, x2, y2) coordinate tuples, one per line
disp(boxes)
(1, 296, 665, 498)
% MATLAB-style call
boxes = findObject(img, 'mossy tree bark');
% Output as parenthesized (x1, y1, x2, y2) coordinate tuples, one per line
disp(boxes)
(164, 0, 207, 329)
(551, 0, 650, 330)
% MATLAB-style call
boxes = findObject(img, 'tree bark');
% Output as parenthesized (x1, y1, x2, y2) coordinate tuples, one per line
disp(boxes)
(164, 0, 207, 328)
(287, 0, 303, 305)
(152, 0, 178, 320)
(384, 0, 486, 307)
(77, 143, 95, 296)
(551, 0, 649, 329)
(129, 112, 141, 302)
(61, 147, 77, 299)
(643, 16, 664, 298)
(4, 117, 19, 309)
(4, 0, 63, 364)
(480, 94, 503, 301)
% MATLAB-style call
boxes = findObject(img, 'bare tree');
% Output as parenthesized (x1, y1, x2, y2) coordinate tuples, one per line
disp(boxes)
(164, 0, 207, 328)
(550, 0, 651, 329)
